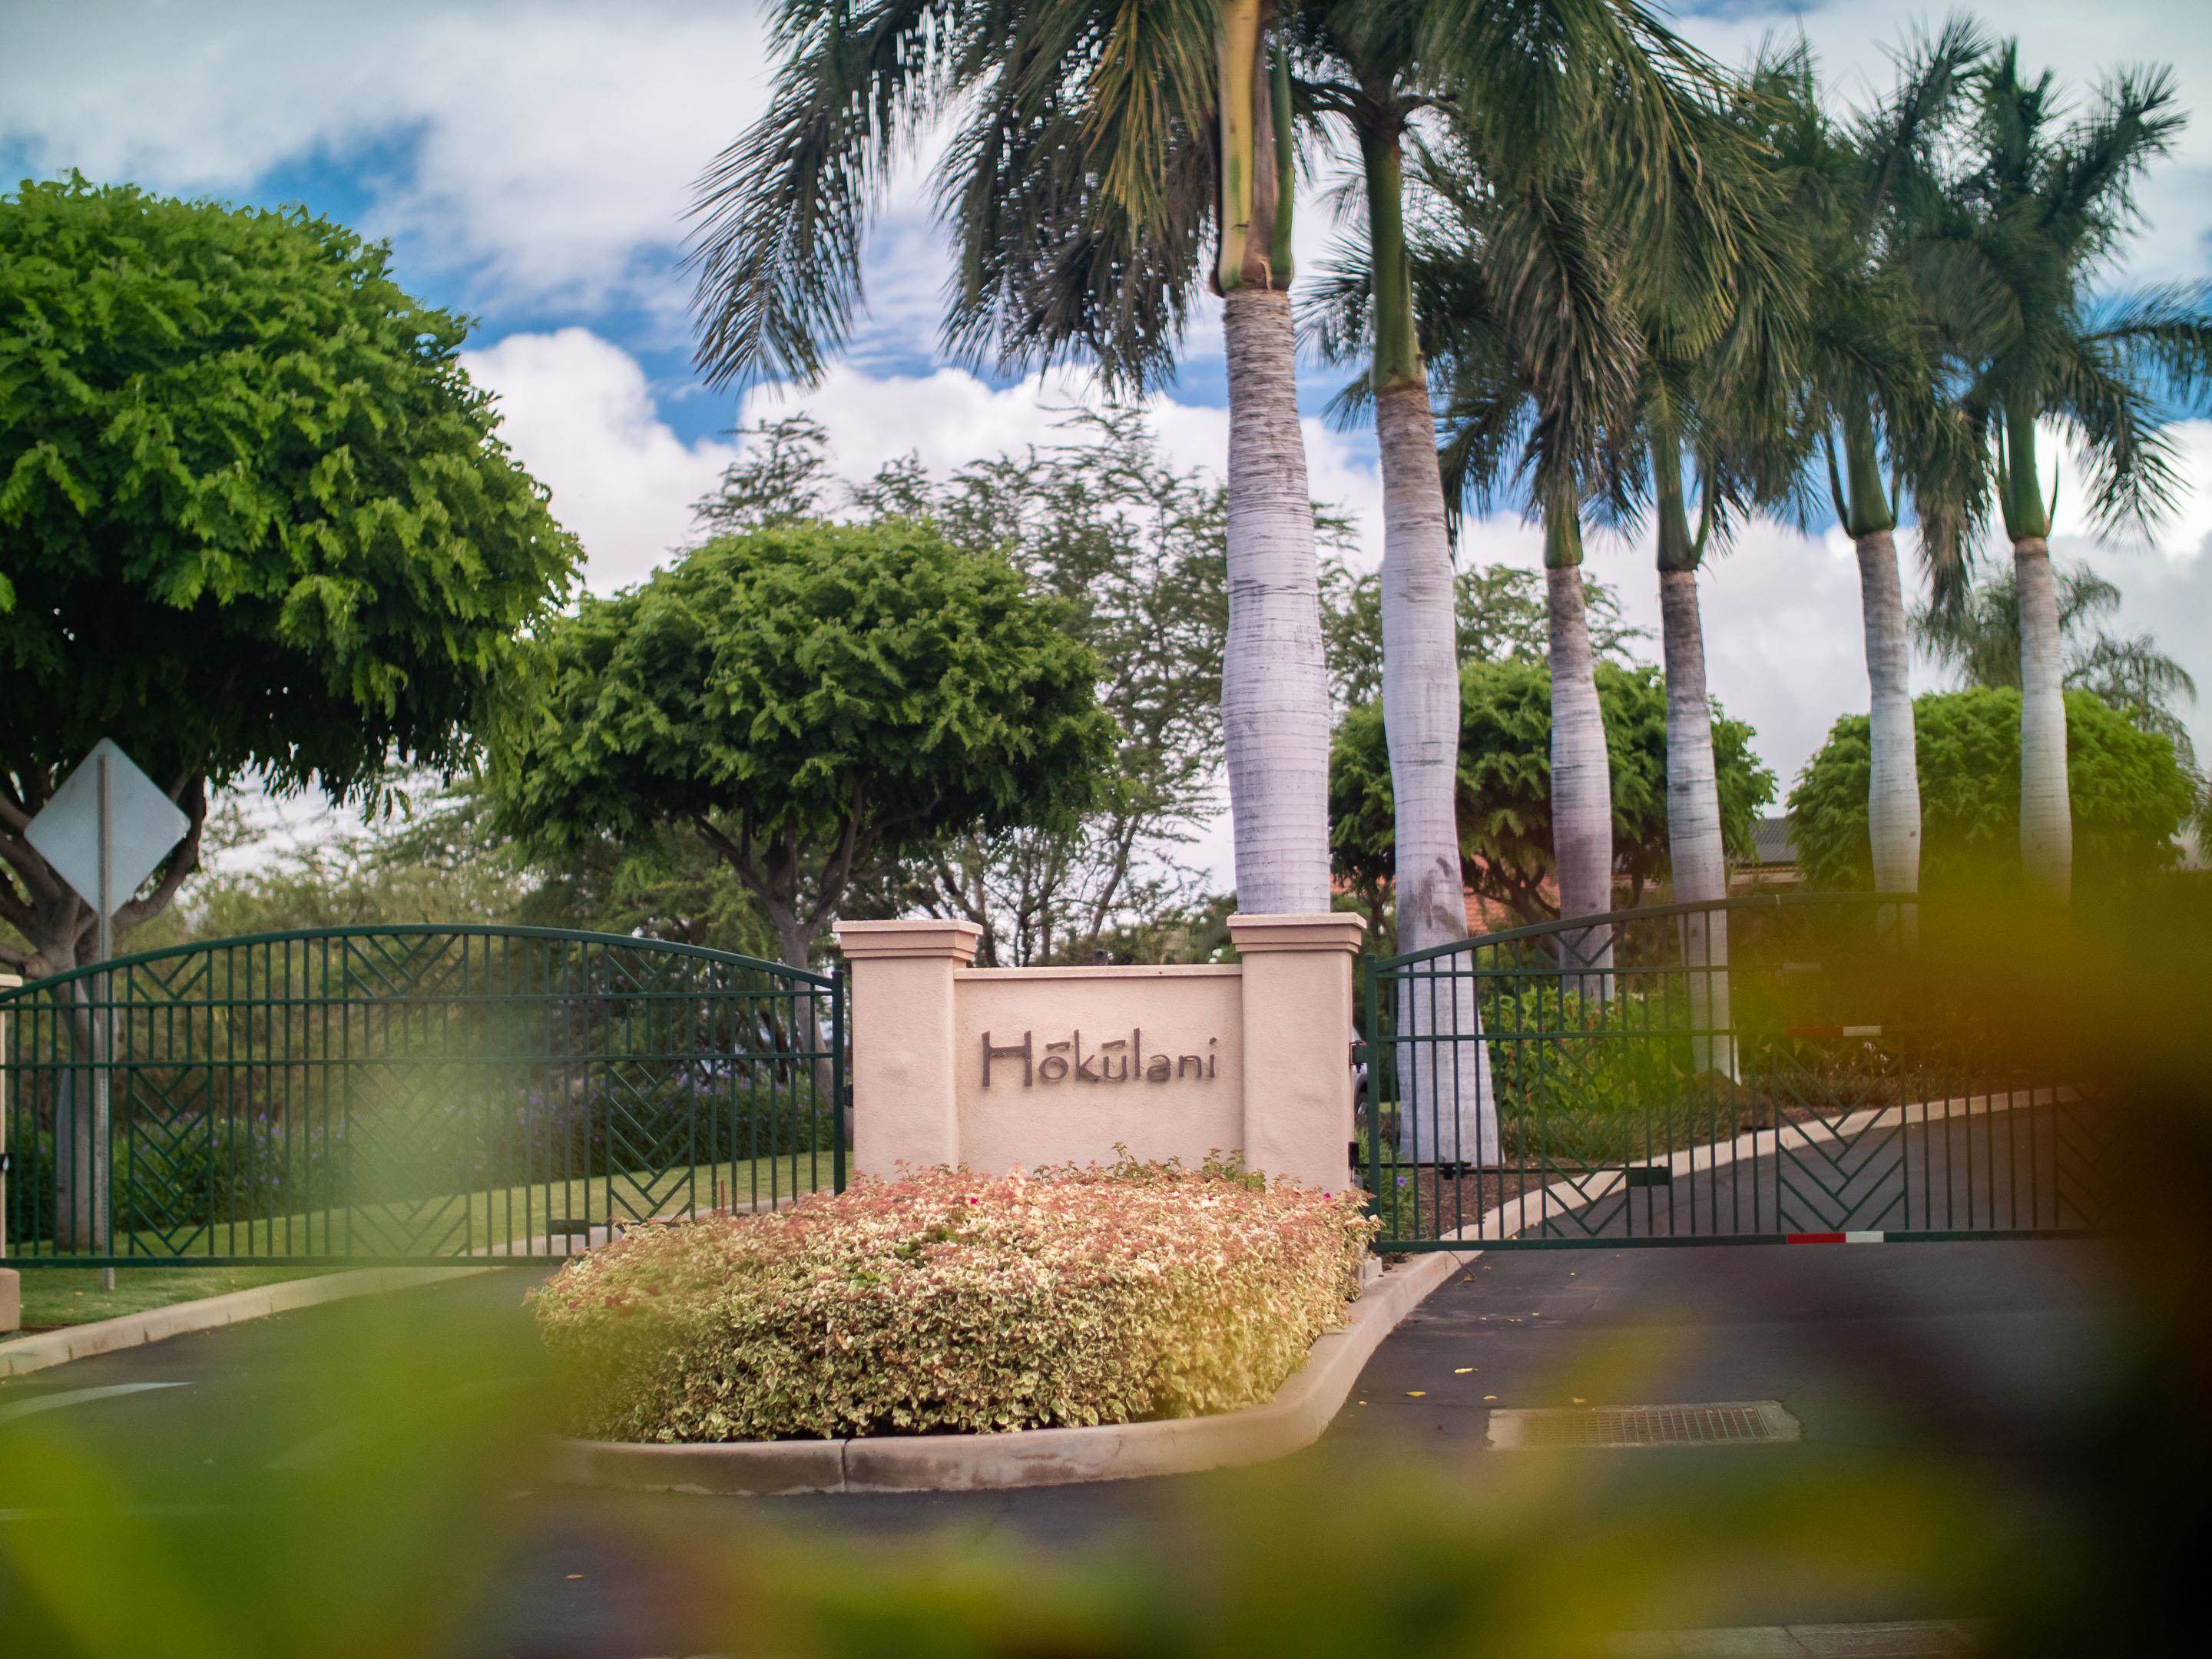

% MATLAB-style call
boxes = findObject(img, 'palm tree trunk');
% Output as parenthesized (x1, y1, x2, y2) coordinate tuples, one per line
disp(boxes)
(1376, 382, 1496, 1164)
(2014, 535, 2071, 900)
(1657, 567, 1734, 1076)
(1220, 286, 1333, 915)
(1545, 512, 1614, 994)
(1855, 528, 1922, 896)
(1373, 388, 1464, 949)
(1214, 14, 1327, 919)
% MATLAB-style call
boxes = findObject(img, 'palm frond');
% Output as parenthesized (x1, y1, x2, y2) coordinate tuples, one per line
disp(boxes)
(687, 0, 967, 389)
(2089, 282, 2212, 406)
(1853, 14, 1987, 224)
(1297, 235, 1379, 375)
(2042, 64, 2184, 258)
(2047, 325, 2190, 541)
(939, 0, 1220, 392)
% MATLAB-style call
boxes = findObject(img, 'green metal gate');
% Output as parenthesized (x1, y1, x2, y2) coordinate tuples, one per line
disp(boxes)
(0, 926, 843, 1268)
(1361, 894, 2110, 1251)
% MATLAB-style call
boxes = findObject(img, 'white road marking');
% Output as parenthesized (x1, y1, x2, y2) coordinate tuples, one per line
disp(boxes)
(0, 1382, 190, 1427)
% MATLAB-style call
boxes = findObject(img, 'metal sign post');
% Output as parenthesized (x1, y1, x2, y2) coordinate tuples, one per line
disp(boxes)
(25, 741, 190, 1283)
(94, 752, 113, 1289)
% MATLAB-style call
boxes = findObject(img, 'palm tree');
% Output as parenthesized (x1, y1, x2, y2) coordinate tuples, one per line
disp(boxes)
(1288, 1, 1724, 1153)
(1619, 79, 1801, 1075)
(1753, 25, 1989, 902)
(1374, 72, 1762, 995)
(1909, 45, 2212, 899)
(1635, 389, 1764, 1072)
(690, 0, 1332, 915)
(1406, 136, 1645, 989)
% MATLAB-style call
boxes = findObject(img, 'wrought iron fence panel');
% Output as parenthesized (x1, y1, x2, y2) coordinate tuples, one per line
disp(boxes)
(0, 926, 844, 1267)
(1361, 894, 2107, 1250)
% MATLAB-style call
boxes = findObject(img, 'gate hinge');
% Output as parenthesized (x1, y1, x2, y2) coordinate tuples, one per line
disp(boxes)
(1349, 1038, 1367, 1070)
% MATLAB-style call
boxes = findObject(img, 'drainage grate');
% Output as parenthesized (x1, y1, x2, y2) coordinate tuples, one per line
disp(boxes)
(1486, 1400, 1800, 1449)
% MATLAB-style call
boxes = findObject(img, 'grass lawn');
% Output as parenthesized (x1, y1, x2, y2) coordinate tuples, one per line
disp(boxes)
(7, 1263, 343, 1333)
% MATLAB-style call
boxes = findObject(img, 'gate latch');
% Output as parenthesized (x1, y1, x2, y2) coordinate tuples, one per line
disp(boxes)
(1622, 1164, 1671, 1189)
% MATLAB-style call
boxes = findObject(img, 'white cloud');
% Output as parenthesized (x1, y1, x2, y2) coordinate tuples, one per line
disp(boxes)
(741, 361, 1389, 550)
(462, 328, 737, 591)
(2088, 538, 2212, 752)
(1671, 0, 2212, 283)
(2035, 419, 2212, 563)
(2, 1, 772, 316)
(468, 337, 1389, 599)
(13, 1, 2205, 367)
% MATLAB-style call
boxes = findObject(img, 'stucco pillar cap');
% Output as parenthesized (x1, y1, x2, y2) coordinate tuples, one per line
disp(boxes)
(833, 919, 985, 963)
(1227, 912, 1367, 955)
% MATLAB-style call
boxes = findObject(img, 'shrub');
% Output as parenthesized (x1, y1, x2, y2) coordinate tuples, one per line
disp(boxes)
(529, 1157, 1377, 1442)
(1331, 658, 1775, 935)
(1789, 687, 2196, 892)
(1484, 984, 1699, 1163)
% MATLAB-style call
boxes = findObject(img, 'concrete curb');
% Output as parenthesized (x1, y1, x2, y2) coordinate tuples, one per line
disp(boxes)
(548, 1085, 2057, 1495)
(547, 1247, 1471, 1496)
(0, 1267, 496, 1380)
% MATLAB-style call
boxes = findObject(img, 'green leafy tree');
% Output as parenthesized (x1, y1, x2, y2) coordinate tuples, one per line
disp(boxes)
(151, 782, 787, 962)
(865, 413, 1233, 965)
(689, 413, 836, 535)
(1789, 687, 2196, 894)
(1914, 560, 2198, 760)
(1320, 560, 1643, 709)
(684, 410, 1237, 966)
(137, 796, 545, 947)
(0, 177, 578, 979)
(693, 0, 1339, 916)
(488, 521, 1114, 970)
(1330, 661, 1774, 940)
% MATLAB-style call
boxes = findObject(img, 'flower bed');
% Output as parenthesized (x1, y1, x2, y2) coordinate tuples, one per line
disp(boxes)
(530, 1157, 1377, 1443)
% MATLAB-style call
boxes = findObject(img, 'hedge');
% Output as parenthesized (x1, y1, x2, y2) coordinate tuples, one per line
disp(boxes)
(530, 1157, 1378, 1442)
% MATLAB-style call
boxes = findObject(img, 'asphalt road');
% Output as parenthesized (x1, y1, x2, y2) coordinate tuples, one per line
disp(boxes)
(0, 1116, 2138, 1656)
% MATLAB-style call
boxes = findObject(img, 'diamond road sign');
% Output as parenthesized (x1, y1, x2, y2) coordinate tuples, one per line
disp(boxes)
(24, 740, 192, 916)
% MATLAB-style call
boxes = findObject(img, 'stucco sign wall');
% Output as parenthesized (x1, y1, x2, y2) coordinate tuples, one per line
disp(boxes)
(833, 916, 1363, 1191)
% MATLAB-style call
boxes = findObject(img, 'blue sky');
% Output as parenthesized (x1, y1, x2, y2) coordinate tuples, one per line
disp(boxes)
(7, 0, 2211, 867)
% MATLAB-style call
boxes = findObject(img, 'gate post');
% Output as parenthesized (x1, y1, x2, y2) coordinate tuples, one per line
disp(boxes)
(2, 972, 18, 1333)
(833, 920, 983, 1177)
(1230, 914, 1366, 1191)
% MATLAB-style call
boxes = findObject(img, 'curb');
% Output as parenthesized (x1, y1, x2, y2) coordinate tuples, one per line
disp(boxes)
(0, 1267, 496, 1380)
(546, 1247, 1472, 1495)
(545, 1086, 2049, 1495)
